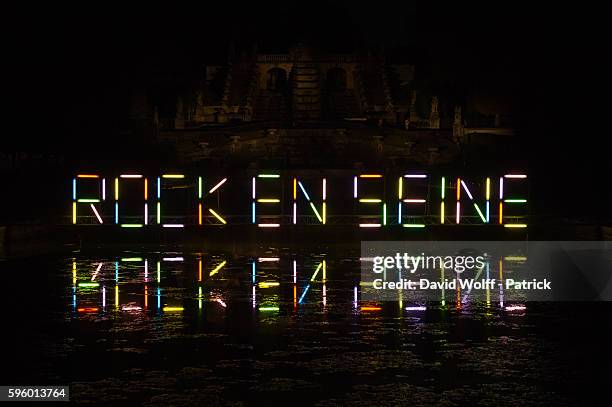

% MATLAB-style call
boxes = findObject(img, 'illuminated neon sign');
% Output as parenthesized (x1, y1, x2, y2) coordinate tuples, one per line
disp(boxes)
(71, 172, 528, 228)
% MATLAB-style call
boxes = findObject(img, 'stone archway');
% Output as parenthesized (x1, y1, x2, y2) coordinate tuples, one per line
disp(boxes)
(326, 67, 347, 91)
(267, 68, 287, 91)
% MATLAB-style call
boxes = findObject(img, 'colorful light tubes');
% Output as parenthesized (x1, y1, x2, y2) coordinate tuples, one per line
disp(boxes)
(72, 173, 526, 227)
(360, 306, 382, 311)
(208, 178, 227, 194)
(77, 307, 99, 312)
(209, 260, 227, 276)
(258, 306, 279, 311)
(78, 282, 99, 287)
(258, 282, 280, 288)
(163, 306, 184, 312)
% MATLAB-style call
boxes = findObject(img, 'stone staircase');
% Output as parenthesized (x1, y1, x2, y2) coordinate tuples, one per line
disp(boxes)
(358, 59, 395, 115)
(323, 90, 361, 119)
(253, 90, 289, 121)
(221, 59, 257, 119)
(291, 63, 321, 120)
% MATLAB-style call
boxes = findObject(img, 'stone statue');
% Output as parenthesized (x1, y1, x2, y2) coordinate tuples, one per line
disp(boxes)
(175, 97, 184, 119)
(409, 90, 418, 122)
(175, 97, 185, 129)
(454, 106, 461, 125)
(431, 97, 439, 114)
(193, 90, 205, 122)
(453, 106, 464, 143)
(429, 96, 440, 129)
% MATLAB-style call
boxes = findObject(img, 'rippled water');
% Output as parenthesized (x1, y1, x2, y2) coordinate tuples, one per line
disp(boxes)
(3, 247, 611, 406)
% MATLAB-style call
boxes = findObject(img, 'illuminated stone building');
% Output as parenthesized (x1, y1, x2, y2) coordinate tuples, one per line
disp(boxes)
(158, 45, 513, 167)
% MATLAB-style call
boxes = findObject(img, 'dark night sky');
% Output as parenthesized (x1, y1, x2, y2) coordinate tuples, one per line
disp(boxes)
(6, 1, 595, 144)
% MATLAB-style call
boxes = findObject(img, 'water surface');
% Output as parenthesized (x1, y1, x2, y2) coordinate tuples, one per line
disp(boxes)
(3, 247, 610, 406)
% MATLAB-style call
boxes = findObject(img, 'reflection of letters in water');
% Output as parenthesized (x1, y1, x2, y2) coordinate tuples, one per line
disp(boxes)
(70, 173, 528, 227)
(71, 254, 333, 314)
(69, 253, 535, 315)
